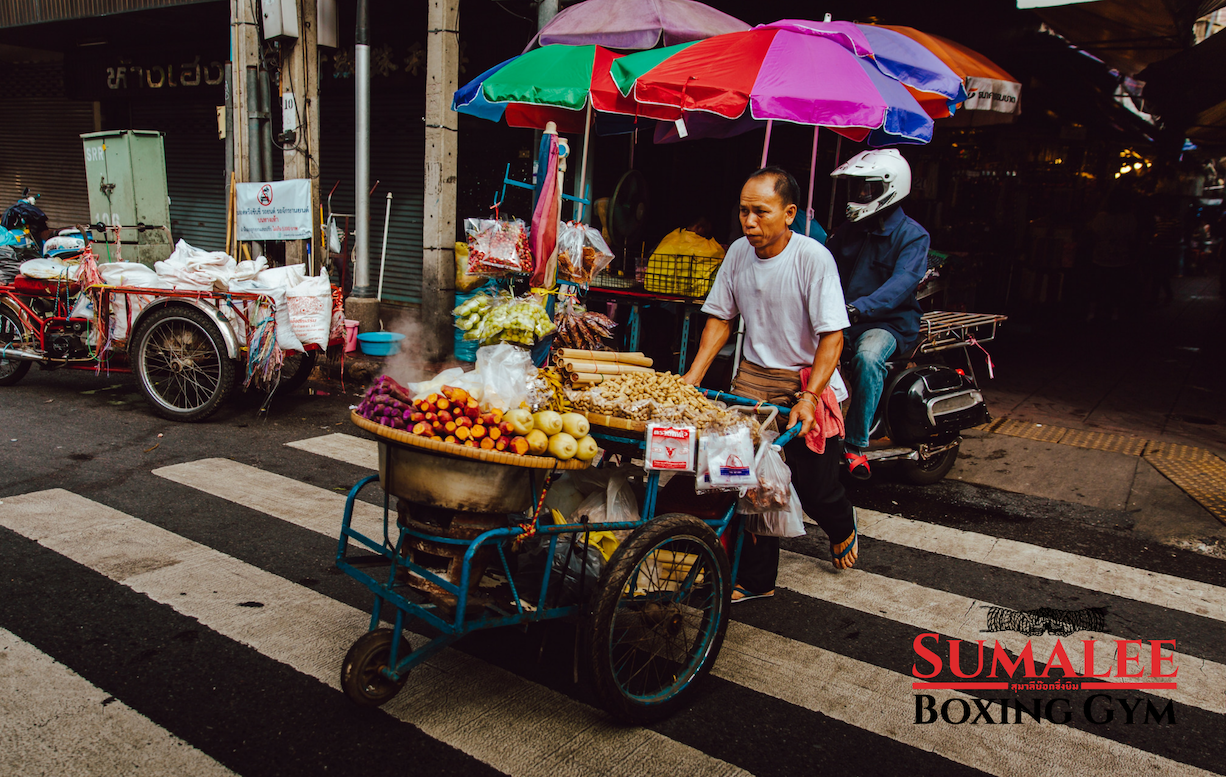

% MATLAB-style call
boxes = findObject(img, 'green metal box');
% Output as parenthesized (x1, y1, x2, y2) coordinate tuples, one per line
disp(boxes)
(81, 129, 173, 266)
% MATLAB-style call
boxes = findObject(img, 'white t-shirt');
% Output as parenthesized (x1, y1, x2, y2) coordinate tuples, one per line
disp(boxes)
(702, 233, 849, 398)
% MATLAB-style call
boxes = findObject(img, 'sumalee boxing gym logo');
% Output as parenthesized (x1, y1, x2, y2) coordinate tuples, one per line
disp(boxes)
(911, 606, 1177, 725)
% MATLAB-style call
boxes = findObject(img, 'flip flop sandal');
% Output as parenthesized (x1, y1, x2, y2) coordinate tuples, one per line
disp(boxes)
(844, 451, 871, 481)
(831, 515, 858, 571)
(732, 584, 774, 603)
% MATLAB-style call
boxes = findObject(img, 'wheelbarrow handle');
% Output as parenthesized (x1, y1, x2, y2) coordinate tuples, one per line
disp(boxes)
(695, 388, 805, 447)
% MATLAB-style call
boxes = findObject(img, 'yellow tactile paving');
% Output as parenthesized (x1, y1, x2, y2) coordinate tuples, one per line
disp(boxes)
(1059, 428, 1149, 456)
(989, 418, 1069, 444)
(977, 417, 1226, 526)
(1143, 455, 1226, 525)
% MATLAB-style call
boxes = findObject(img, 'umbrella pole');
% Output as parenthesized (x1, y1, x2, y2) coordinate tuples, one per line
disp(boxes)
(806, 126, 819, 231)
(760, 119, 773, 168)
(826, 134, 843, 231)
(576, 100, 592, 222)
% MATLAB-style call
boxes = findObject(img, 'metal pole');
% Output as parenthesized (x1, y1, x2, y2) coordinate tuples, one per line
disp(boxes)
(352, 0, 372, 296)
(576, 100, 592, 222)
(760, 119, 773, 169)
(245, 65, 263, 257)
(258, 68, 273, 192)
(377, 192, 392, 301)
(805, 126, 819, 233)
(827, 134, 843, 232)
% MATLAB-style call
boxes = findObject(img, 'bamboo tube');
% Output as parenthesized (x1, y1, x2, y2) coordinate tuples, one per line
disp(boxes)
(562, 360, 653, 375)
(569, 372, 609, 385)
(225, 171, 235, 256)
(557, 349, 653, 367)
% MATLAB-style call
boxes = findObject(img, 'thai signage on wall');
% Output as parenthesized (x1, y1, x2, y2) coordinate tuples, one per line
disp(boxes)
(236, 180, 313, 241)
(65, 47, 226, 101)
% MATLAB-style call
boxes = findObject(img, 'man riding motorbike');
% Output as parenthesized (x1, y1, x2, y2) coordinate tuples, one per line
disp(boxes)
(826, 149, 930, 480)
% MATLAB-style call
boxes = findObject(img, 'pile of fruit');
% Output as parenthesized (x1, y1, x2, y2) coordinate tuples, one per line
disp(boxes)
(454, 292, 556, 346)
(356, 376, 598, 461)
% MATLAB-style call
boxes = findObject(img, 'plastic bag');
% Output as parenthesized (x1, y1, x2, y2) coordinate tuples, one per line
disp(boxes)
(19, 257, 79, 281)
(569, 473, 639, 544)
(738, 433, 792, 514)
(285, 270, 332, 348)
(454, 241, 486, 292)
(556, 221, 615, 285)
(706, 424, 757, 488)
(474, 342, 536, 411)
(464, 218, 532, 275)
(743, 483, 806, 538)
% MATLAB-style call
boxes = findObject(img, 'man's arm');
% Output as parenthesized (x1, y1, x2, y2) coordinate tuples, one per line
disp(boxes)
(682, 317, 733, 386)
(789, 330, 843, 435)
(848, 233, 929, 319)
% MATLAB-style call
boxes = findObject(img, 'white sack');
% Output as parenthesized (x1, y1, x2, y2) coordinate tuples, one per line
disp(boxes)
(285, 270, 332, 348)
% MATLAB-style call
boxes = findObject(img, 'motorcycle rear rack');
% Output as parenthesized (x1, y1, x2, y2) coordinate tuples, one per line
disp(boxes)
(917, 312, 1007, 354)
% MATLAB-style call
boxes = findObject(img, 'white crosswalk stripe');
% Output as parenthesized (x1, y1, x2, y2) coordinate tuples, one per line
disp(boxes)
(0, 489, 748, 777)
(3, 431, 1222, 777)
(0, 627, 236, 777)
(150, 452, 1218, 777)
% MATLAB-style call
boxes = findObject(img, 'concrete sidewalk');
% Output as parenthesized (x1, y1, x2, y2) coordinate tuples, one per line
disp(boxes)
(954, 273, 1226, 558)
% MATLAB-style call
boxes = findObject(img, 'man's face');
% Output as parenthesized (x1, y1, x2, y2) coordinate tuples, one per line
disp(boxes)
(739, 176, 796, 257)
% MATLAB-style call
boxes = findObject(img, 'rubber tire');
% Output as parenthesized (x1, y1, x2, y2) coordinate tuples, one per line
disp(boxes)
(896, 443, 959, 486)
(586, 513, 731, 725)
(340, 628, 412, 708)
(0, 306, 31, 386)
(132, 305, 235, 422)
(276, 349, 317, 395)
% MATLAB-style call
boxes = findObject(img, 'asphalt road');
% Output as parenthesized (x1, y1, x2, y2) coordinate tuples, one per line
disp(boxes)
(2, 367, 1224, 777)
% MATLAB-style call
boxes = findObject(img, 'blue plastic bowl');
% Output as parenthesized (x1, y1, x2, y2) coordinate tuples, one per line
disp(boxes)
(356, 331, 406, 356)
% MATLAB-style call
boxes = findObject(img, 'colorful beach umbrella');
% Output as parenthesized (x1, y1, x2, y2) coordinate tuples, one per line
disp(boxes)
(852, 23, 970, 119)
(610, 24, 934, 146)
(452, 45, 644, 135)
(524, 0, 750, 52)
(881, 25, 1021, 122)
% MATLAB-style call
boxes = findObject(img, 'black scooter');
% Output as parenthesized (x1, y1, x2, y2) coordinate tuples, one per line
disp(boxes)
(846, 311, 1006, 484)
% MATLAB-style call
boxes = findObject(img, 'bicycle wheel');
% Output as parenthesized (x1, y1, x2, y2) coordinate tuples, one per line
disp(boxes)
(586, 513, 731, 724)
(0, 305, 32, 386)
(132, 305, 235, 422)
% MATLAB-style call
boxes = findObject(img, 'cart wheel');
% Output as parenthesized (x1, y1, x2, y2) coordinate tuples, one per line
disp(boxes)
(896, 443, 959, 485)
(585, 513, 731, 724)
(132, 305, 235, 422)
(340, 628, 412, 708)
(275, 349, 317, 395)
(0, 306, 31, 387)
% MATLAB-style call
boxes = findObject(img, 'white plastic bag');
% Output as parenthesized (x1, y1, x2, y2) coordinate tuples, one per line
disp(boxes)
(99, 262, 170, 341)
(706, 425, 757, 488)
(155, 239, 236, 290)
(285, 270, 332, 348)
(474, 342, 536, 411)
(743, 483, 806, 538)
(738, 433, 792, 514)
(19, 257, 79, 281)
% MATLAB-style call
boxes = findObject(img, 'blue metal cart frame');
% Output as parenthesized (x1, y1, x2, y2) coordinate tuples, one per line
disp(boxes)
(336, 390, 798, 721)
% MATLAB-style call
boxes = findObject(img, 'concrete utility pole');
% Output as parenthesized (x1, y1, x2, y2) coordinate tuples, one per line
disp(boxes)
(229, 0, 260, 200)
(281, 0, 321, 269)
(422, 0, 459, 359)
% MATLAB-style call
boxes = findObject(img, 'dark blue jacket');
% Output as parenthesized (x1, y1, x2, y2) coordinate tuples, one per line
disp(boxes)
(827, 206, 930, 354)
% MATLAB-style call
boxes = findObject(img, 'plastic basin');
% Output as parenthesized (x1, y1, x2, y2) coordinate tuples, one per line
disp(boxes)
(356, 331, 406, 356)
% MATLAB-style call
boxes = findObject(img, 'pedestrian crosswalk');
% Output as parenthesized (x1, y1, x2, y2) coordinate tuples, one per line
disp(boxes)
(2, 430, 1224, 777)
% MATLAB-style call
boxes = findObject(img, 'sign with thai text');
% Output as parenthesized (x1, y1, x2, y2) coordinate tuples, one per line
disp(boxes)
(236, 180, 312, 241)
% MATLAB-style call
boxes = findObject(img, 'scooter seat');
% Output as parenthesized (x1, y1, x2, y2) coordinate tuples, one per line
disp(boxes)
(11, 275, 80, 295)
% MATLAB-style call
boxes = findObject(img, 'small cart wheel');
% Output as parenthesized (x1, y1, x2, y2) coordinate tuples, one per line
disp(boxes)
(585, 513, 731, 724)
(0, 305, 31, 387)
(340, 628, 411, 707)
(275, 349, 317, 395)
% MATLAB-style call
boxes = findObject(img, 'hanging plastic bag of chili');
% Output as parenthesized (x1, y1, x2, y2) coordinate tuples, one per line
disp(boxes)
(465, 218, 529, 275)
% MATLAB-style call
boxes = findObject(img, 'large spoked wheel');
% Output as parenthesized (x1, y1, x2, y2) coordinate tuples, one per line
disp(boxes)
(341, 628, 412, 707)
(132, 305, 235, 422)
(0, 305, 32, 387)
(896, 442, 959, 485)
(586, 513, 731, 724)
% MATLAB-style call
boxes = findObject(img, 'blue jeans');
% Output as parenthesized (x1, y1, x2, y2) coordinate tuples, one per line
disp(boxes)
(843, 328, 897, 449)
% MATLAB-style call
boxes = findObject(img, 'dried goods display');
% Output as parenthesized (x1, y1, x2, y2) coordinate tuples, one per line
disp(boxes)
(556, 221, 615, 285)
(554, 296, 616, 350)
(464, 218, 533, 275)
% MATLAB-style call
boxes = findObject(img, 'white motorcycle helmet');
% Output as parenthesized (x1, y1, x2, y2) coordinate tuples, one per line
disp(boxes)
(831, 148, 912, 223)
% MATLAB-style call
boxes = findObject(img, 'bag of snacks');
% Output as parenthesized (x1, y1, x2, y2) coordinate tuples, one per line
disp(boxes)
(465, 218, 533, 275)
(738, 433, 792, 513)
(556, 221, 615, 285)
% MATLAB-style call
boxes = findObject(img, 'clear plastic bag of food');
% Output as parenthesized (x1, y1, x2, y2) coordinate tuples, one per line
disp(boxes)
(465, 218, 532, 275)
(738, 432, 792, 514)
(556, 221, 615, 285)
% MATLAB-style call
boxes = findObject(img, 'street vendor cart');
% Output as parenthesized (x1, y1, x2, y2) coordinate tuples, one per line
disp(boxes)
(337, 390, 798, 724)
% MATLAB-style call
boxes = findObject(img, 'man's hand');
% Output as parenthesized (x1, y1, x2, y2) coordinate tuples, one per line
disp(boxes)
(682, 370, 702, 387)
(788, 397, 816, 436)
